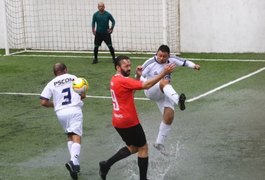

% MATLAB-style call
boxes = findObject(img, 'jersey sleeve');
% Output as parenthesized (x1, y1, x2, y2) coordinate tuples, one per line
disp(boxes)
(141, 57, 153, 78)
(109, 13, 115, 29)
(92, 13, 96, 28)
(122, 77, 143, 90)
(142, 66, 149, 78)
(40, 83, 52, 100)
(170, 55, 195, 68)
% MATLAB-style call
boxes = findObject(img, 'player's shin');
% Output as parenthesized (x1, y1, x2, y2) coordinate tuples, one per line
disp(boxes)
(67, 141, 74, 155)
(70, 143, 81, 165)
(138, 157, 148, 180)
(156, 121, 171, 145)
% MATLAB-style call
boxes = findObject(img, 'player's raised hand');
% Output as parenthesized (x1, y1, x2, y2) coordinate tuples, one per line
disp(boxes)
(135, 65, 143, 77)
(107, 28, 113, 34)
(164, 63, 176, 73)
(92, 28, 96, 35)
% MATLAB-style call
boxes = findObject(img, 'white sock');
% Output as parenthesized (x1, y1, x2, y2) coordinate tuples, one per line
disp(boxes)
(156, 121, 171, 145)
(70, 143, 81, 165)
(163, 84, 179, 105)
(67, 141, 73, 155)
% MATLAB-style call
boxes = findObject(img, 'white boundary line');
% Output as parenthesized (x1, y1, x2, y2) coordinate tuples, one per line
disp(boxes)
(187, 67, 265, 102)
(0, 92, 148, 100)
(1, 67, 264, 102)
(4, 54, 265, 62)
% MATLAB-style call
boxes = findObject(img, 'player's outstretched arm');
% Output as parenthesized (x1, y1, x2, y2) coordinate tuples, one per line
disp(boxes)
(142, 63, 176, 89)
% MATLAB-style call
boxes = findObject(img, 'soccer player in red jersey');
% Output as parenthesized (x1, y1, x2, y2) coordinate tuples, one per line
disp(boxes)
(99, 56, 176, 180)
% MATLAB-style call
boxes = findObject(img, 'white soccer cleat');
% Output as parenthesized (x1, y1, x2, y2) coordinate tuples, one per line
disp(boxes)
(153, 143, 168, 156)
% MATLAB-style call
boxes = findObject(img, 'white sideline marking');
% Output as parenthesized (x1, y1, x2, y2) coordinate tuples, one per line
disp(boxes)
(7, 54, 265, 62)
(0, 67, 264, 102)
(187, 67, 265, 102)
(0, 92, 149, 101)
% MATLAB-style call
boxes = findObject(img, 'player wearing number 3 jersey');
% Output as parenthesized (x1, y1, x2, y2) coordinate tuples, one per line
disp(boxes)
(99, 56, 176, 180)
(40, 63, 86, 180)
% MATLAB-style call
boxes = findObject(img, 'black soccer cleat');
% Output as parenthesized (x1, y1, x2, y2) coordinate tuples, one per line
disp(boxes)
(65, 161, 78, 180)
(99, 161, 110, 180)
(92, 59, 98, 64)
(178, 93, 186, 111)
(76, 165, 80, 173)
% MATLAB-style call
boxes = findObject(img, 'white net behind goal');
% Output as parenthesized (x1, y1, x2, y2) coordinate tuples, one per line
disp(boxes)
(4, 0, 180, 54)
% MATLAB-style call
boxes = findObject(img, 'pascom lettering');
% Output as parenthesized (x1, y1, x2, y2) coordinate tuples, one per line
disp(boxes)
(54, 78, 74, 86)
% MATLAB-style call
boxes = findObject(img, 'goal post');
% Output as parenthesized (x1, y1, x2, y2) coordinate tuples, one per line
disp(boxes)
(4, 0, 180, 55)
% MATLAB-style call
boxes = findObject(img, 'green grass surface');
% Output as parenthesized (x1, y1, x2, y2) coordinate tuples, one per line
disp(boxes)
(0, 52, 265, 180)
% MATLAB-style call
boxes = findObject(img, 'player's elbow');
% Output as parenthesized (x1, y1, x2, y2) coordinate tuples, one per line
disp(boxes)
(80, 93, 86, 100)
(142, 82, 152, 89)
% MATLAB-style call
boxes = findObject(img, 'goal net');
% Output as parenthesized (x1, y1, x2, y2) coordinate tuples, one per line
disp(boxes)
(4, 0, 180, 55)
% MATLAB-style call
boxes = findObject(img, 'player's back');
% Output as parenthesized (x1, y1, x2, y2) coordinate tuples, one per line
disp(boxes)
(47, 73, 83, 112)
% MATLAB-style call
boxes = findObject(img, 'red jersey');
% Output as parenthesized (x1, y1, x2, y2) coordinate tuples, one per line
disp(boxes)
(110, 74, 143, 128)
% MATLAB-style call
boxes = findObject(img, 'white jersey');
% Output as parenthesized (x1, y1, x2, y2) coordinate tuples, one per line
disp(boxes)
(40, 73, 84, 112)
(142, 55, 195, 80)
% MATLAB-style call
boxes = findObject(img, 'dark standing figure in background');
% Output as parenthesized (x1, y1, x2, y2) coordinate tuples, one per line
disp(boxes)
(92, 2, 116, 64)
(98, 56, 176, 180)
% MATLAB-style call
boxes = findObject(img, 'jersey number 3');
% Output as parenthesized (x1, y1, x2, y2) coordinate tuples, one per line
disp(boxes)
(62, 88, 72, 105)
(110, 89, 119, 111)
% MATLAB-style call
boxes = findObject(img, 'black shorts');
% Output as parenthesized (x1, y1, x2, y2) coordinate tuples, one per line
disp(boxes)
(94, 32, 112, 47)
(115, 124, 147, 147)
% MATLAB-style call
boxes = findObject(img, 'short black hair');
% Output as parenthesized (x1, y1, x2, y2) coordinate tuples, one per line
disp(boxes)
(157, 44, 170, 54)
(114, 55, 130, 70)
(53, 62, 67, 76)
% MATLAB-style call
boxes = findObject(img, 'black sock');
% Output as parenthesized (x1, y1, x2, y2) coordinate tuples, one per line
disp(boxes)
(106, 146, 131, 168)
(109, 46, 115, 59)
(138, 157, 148, 180)
(94, 47, 98, 60)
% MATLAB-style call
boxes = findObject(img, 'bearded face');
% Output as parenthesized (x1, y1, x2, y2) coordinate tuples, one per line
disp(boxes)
(118, 59, 131, 77)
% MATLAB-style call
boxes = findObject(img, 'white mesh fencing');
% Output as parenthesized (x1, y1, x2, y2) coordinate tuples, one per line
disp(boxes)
(4, 0, 180, 54)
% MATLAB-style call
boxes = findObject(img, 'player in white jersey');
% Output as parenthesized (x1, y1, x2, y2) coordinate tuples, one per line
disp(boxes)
(40, 63, 86, 180)
(141, 45, 200, 155)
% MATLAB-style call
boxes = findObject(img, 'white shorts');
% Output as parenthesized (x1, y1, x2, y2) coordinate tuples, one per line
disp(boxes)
(56, 107, 83, 136)
(144, 83, 176, 114)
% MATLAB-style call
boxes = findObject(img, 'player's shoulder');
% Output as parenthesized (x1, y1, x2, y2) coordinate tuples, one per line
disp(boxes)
(93, 11, 99, 16)
(169, 54, 185, 62)
(65, 73, 77, 78)
(105, 10, 112, 15)
(142, 56, 156, 67)
(55, 73, 75, 79)
(112, 75, 135, 87)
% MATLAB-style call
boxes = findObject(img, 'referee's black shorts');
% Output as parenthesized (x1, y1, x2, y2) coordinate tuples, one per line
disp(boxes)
(94, 32, 112, 47)
(115, 124, 147, 147)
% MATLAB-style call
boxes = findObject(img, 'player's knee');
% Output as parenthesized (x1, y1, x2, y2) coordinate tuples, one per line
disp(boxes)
(138, 144, 148, 157)
(159, 79, 170, 90)
(128, 146, 138, 154)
